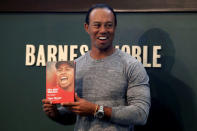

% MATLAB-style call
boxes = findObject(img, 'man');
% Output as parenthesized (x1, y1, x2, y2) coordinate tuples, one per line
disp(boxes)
(42, 4, 150, 131)
(56, 61, 74, 92)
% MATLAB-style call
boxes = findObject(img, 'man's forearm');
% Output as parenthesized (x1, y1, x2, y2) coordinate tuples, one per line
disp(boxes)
(103, 106, 112, 120)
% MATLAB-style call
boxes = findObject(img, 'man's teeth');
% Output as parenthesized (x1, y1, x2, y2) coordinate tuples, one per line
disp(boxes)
(98, 36, 107, 40)
(61, 77, 68, 81)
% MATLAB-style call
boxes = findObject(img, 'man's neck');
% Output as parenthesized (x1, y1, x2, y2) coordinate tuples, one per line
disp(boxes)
(90, 46, 115, 60)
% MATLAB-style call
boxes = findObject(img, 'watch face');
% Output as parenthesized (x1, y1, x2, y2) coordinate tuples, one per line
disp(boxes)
(95, 106, 104, 119)
(97, 112, 104, 119)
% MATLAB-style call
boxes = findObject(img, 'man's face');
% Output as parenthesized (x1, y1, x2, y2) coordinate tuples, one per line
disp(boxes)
(85, 8, 116, 51)
(56, 63, 74, 91)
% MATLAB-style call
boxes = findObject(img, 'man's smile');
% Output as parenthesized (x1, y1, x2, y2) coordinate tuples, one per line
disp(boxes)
(61, 76, 68, 83)
(97, 36, 108, 40)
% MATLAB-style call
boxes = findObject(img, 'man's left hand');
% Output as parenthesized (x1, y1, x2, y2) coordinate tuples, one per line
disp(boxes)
(61, 93, 97, 116)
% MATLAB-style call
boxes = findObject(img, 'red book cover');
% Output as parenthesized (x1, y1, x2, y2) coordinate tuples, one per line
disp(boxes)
(46, 61, 75, 104)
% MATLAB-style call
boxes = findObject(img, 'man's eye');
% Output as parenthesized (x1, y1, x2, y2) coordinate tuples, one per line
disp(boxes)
(66, 68, 71, 71)
(106, 23, 113, 28)
(93, 24, 100, 28)
(57, 69, 62, 72)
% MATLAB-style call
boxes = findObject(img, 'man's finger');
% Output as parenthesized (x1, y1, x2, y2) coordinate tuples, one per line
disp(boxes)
(43, 104, 55, 109)
(42, 99, 52, 104)
(67, 107, 77, 112)
(61, 102, 79, 107)
(43, 108, 51, 112)
(43, 105, 55, 110)
(75, 93, 80, 101)
(68, 106, 80, 111)
(72, 110, 81, 114)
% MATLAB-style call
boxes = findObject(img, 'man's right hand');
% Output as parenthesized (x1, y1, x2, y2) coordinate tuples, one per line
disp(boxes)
(42, 99, 59, 119)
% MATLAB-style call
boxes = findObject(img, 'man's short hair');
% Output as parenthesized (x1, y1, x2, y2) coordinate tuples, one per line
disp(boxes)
(85, 4, 117, 26)
(55, 61, 74, 69)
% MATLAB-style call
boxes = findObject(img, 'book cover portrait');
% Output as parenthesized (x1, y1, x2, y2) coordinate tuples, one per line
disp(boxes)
(46, 61, 75, 103)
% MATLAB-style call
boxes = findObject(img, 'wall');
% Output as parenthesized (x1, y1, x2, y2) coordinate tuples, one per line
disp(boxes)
(0, 12, 197, 131)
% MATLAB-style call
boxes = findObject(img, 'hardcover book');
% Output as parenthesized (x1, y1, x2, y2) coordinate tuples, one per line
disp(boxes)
(46, 61, 75, 104)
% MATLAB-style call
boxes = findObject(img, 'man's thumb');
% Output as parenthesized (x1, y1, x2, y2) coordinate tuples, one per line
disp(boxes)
(75, 93, 80, 101)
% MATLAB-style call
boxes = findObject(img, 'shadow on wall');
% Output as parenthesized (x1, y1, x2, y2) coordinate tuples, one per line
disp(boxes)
(135, 28, 196, 131)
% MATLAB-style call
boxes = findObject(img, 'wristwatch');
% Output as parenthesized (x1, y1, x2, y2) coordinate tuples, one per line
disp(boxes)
(95, 105, 105, 119)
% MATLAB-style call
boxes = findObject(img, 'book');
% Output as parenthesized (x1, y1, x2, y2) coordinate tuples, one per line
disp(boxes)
(46, 61, 75, 104)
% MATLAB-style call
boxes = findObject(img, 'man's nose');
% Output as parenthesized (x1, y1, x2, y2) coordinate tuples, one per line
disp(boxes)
(99, 25, 107, 33)
(60, 70, 66, 74)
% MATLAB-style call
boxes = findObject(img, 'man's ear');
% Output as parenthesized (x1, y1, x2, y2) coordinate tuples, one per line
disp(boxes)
(84, 23, 89, 33)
